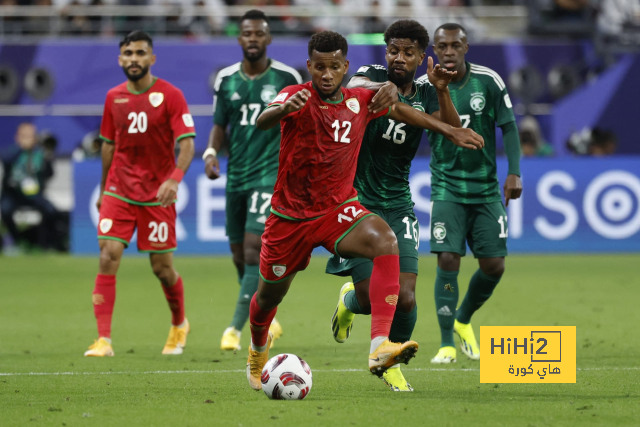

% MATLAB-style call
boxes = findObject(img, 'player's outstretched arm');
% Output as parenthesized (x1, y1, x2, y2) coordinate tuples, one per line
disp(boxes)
(97, 142, 115, 211)
(426, 57, 461, 128)
(389, 103, 484, 150)
(256, 89, 311, 130)
(348, 76, 398, 114)
(156, 136, 194, 208)
(204, 125, 226, 180)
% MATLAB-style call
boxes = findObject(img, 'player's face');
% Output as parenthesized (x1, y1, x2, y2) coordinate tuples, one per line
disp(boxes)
(238, 20, 271, 63)
(15, 123, 37, 150)
(307, 50, 349, 100)
(118, 41, 156, 82)
(385, 38, 425, 87)
(433, 29, 468, 74)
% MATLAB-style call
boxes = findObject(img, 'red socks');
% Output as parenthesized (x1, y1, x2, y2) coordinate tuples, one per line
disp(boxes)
(93, 274, 116, 338)
(369, 255, 400, 340)
(162, 276, 185, 326)
(249, 293, 277, 347)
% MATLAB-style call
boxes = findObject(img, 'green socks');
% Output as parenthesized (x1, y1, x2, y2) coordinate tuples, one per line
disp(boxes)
(456, 269, 502, 324)
(343, 289, 370, 315)
(230, 264, 259, 331)
(434, 267, 459, 348)
(389, 304, 417, 343)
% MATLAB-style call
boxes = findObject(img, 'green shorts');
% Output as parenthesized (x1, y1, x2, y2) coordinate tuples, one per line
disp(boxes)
(430, 200, 508, 258)
(325, 206, 420, 283)
(225, 186, 273, 244)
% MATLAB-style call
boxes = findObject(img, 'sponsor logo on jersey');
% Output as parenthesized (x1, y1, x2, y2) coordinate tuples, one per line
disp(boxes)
(272, 92, 288, 103)
(470, 93, 485, 112)
(230, 92, 241, 101)
(346, 98, 360, 114)
(261, 85, 278, 104)
(149, 92, 164, 107)
(114, 98, 129, 103)
(412, 102, 425, 112)
(99, 218, 113, 234)
(319, 105, 328, 109)
(182, 113, 194, 127)
(272, 264, 287, 277)
(433, 222, 447, 241)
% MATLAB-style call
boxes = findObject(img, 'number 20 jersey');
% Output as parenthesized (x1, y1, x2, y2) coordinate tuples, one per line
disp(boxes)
(267, 82, 390, 220)
(99, 78, 195, 204)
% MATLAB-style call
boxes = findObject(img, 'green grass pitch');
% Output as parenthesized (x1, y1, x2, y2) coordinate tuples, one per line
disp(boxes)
(1, 254, 639, 426)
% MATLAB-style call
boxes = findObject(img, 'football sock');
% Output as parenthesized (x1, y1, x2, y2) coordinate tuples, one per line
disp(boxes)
(369, 254, 400, 340)
(230, 264, 259, 331)
(370, 336, 387, 353)
(162, 276, 185, 326)
(93, 274, 116, 339)
(434, 267, 459, 348)
(249, 293, 277, 348)
(389, 304, 417, 343)
(456, 269, 502, 324)
(343, 289, 370, 315)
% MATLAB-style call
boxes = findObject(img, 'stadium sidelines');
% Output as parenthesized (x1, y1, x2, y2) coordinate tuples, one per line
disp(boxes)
(1, 367, 638, 376)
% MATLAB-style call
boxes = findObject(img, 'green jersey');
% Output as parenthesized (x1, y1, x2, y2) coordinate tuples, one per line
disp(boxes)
(423, 61, 516, 204)
(352, 64, 440, 210)
(213, 59, 302, 192)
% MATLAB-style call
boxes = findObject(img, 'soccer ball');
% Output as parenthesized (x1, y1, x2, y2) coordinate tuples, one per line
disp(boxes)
(261, 353, 313, 400)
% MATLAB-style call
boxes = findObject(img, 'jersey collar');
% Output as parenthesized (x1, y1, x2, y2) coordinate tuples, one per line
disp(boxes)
(127, 77, 158, 95)
(239, 59, 272, 82)
(312, 84, 344, 104)
(448, 61, 471, 90)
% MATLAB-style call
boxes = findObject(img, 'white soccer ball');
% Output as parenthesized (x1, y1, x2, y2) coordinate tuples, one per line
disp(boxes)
(261, 353, 313, 400)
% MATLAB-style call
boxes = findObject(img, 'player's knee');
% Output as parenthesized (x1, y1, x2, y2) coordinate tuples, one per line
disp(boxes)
(373, 229, 399, 257)
(244, 244, 261, 266)
(481, 258, 505, 277)
(99, 246, 120, 269)
(438, 252, 460, 271)
(151, 261, 174, 284)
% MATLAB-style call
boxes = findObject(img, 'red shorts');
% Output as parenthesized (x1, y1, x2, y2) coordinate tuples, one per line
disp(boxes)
(259, 200, 375, 283)
(97, 194, 177, 253)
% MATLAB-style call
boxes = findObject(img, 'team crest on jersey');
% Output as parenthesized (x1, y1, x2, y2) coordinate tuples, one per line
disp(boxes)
(346, 98, 360, 114)
(433, 222, 447, 242)
(412, 102, 425, 112)
(99, 218, 113, 234)
(272, 264, 287, 277)
(470, 93, 485, 112)
(261, 85, 278, 104)
(149, 92, 164, 108)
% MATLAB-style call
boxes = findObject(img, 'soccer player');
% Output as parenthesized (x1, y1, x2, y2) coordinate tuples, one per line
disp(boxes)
(85, 31, 196, 357)
(246, 31, 484, 390)
(423, 23, 522, 364)
(204, 10, 302, 351)
(326, 20, 462, 392)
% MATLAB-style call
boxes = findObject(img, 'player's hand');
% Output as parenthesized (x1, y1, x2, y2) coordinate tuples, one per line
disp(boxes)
(282, 89, 311, 115)
(156, 179, 179, 208)
(448, 127, 485, 150)
(369, 81, 398, 114)
(96, 194, 103, 212)
(504, 174, 522, 207)
(427, 56, 457, 91)
(204, 155, 220, 180)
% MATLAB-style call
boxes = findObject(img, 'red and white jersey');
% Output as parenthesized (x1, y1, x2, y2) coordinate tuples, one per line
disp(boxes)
(267, 81, 390, 219)
(99, 78, 195, 204)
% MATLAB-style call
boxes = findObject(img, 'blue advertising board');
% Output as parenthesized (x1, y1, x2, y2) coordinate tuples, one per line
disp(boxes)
(72, 158, 640, 255)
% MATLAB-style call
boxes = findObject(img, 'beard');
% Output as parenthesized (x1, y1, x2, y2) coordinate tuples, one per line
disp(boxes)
(317, 84, 342, 100)
(122, 64, 149, 82)
(242, 46, 266, 63)
(387, 68, 414, 88)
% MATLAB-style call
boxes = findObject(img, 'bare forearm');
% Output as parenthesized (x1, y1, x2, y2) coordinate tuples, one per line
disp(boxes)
(435, 88, 461, 127)
(176, 137, 195, 173)
(257, 105, 287, 130)
(208, 125, 226, 152)
(100, 143, 114, 192)
(347, 77, 386, 91)
(389, 103, 454, 139)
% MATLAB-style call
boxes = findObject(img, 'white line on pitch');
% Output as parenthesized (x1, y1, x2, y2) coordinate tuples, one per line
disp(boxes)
(0, 367, 638, 377)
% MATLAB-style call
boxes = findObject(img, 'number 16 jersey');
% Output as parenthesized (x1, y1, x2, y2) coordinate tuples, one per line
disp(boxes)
(99, 78, 196, 204)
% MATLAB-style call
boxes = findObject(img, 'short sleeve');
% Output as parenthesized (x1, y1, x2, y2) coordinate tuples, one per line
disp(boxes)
(495, 86, 516, 126)
(213, 77, 229, 127)
(267, 84, 304, 119)
(99, 92, 115, 144)
(167, 88, 196, 142)
(351, 64, 388, 84)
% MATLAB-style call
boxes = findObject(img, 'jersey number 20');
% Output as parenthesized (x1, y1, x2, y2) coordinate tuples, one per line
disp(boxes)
(128, 112, 148, 133)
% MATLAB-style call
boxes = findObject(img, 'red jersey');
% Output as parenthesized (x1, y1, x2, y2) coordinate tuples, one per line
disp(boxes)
(99, 78, 196, 204)
(267, 81, 390, 219)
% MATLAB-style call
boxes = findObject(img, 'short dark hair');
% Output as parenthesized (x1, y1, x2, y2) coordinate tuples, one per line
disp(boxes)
(308, 31, 348, 57)
(239, 9, 269, 26)
(384, 20, 430, 52)
(119, 30, 153, 48)
(434, 23, 467, 38)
